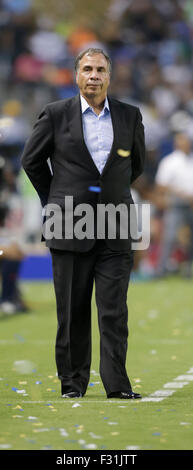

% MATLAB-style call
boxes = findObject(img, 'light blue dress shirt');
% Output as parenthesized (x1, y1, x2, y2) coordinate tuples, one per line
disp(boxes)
(80, 94, 114, 174)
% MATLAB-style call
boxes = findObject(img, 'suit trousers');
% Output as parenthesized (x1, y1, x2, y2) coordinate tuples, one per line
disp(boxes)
(50, 240, 134, 396)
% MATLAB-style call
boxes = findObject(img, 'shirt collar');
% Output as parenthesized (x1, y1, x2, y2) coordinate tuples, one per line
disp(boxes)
(80, 94, 110, 114)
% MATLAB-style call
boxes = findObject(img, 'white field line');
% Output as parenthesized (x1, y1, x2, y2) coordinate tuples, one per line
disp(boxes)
(141, 367, 193, 402)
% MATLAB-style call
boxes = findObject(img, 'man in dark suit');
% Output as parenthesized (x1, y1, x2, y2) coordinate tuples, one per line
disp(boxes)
(21, 48, 145, 399)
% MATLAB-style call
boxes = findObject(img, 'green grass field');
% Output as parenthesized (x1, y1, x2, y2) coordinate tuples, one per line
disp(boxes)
(0, 277, 193, 451)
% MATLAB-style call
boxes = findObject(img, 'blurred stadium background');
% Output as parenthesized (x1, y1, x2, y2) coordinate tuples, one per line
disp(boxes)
(1, 0, 193, 313)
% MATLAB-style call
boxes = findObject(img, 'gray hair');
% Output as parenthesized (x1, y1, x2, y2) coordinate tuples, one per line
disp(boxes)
(75, 48, 112, 74)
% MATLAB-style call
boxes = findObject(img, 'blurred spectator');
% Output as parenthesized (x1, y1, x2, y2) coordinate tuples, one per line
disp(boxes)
(0, 99, 31, 173)
(155, 132, 193, 277)
(19, 168, 42, 242)
(0, 156, 28, 314)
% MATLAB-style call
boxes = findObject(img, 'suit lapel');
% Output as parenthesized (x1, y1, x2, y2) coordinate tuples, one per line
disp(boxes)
(67, 94, 100, 175)
(101, 96, 121, 177)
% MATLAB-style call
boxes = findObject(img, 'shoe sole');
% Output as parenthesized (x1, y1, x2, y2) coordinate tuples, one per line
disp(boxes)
(61, 394, 83, 398)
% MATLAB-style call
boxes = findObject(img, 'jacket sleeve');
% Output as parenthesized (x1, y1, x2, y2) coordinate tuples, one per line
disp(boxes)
(130, 108, 145, 184)
(21, 105, 54, 207)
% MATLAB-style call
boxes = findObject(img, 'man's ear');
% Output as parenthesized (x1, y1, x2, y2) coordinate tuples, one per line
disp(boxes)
(75, 71, 78, 85)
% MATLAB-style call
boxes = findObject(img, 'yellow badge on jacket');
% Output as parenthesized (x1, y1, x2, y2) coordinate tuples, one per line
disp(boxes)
(117, 149, 131, 157)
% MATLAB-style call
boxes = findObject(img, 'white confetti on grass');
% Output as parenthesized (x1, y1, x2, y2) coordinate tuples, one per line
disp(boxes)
(76, 429, 84, 434)
(41, 445, 52, 450)
(180, 422, 191, 426)
(148, 309, 159, 319)
(89, 432, 102, 439)
(13, 360, 36, 374)
(126, 445, 140, 450)
(59, 428, 69, 437)
(78, 439, 98, 450)
(91, 370, 100, 376)
(33, 428, 50, 433)
(72, 403, 82, 408)
(0, 444, 12, 449)
(84, 444, 97, 449)
(78, 439, 86, 445)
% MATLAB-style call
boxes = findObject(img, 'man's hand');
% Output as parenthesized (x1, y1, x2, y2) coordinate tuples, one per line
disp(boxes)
(0, 243, 25, 260)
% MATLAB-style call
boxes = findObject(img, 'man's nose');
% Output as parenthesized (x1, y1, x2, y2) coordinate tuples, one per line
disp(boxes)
(90, 69, 99, 79)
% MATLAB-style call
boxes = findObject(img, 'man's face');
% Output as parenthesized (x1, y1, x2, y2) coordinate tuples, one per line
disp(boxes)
(76, 53, 110, 101)
(175, 133, 192, 154)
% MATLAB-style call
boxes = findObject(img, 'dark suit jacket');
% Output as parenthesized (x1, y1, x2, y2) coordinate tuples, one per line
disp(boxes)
(21, 94, 145, 251)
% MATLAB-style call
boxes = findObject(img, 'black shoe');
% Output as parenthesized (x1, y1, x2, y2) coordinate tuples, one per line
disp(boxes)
(107, 391, 142, 399)
(61, 391, 83, 398)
